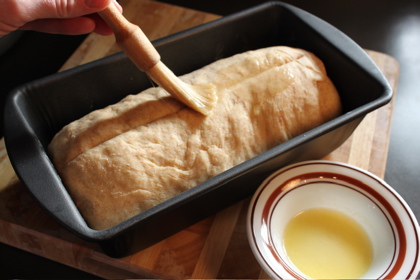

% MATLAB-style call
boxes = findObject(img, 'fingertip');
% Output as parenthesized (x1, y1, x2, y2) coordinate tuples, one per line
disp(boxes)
(86, 13, 114, 35)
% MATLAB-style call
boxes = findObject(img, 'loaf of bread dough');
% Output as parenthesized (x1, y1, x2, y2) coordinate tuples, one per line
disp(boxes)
(48, 46, 341, 230)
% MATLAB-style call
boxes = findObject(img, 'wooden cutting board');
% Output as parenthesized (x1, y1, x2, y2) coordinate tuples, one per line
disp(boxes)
(0, 0, 399, 278)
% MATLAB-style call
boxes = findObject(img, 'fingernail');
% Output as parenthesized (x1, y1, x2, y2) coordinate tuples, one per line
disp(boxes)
(112, 0, 123, 11)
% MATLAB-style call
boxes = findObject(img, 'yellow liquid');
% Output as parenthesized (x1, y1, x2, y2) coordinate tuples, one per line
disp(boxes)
(283, 208, 373, 279)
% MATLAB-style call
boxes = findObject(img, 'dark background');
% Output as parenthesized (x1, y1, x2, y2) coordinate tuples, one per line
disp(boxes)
(1, 0, 419, 278)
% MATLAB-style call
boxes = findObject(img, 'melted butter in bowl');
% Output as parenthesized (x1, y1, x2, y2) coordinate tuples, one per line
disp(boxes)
(283, 208, 373, 279)
(247, 160, 420, 280)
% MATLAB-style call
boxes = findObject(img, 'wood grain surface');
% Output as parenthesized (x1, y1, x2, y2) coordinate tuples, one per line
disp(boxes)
(0, 0, 399, 278)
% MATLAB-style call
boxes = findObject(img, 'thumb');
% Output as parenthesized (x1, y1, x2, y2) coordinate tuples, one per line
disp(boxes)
(22, 0, 113, 21)
(0, 0, 122, 37)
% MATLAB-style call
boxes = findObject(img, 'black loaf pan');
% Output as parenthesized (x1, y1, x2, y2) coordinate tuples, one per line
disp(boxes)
(4, 1, 392, 257)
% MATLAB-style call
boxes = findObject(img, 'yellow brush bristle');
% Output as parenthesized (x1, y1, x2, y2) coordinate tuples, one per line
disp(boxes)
(147, 61, 218, 115)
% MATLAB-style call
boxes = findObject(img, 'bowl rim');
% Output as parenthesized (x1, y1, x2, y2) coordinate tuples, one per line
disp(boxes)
(247, 160, 420, 279)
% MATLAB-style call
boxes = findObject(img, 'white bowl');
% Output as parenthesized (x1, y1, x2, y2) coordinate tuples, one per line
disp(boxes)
(247, 160, 420, 279)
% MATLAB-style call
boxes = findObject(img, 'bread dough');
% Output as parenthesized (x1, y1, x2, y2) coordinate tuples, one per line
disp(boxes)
(48, 46, 342, 230)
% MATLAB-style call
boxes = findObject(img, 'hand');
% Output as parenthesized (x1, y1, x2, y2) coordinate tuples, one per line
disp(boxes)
(0, 0, 122, 37)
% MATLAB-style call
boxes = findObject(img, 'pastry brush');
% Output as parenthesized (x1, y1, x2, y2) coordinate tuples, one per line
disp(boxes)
(98, 2, 217, 115)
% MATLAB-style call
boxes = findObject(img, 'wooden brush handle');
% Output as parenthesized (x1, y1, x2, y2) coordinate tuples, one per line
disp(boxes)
(99, 3, 160, 72)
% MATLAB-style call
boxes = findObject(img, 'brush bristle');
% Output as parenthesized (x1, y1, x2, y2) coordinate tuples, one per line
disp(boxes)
(146, 61, 218, 115)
